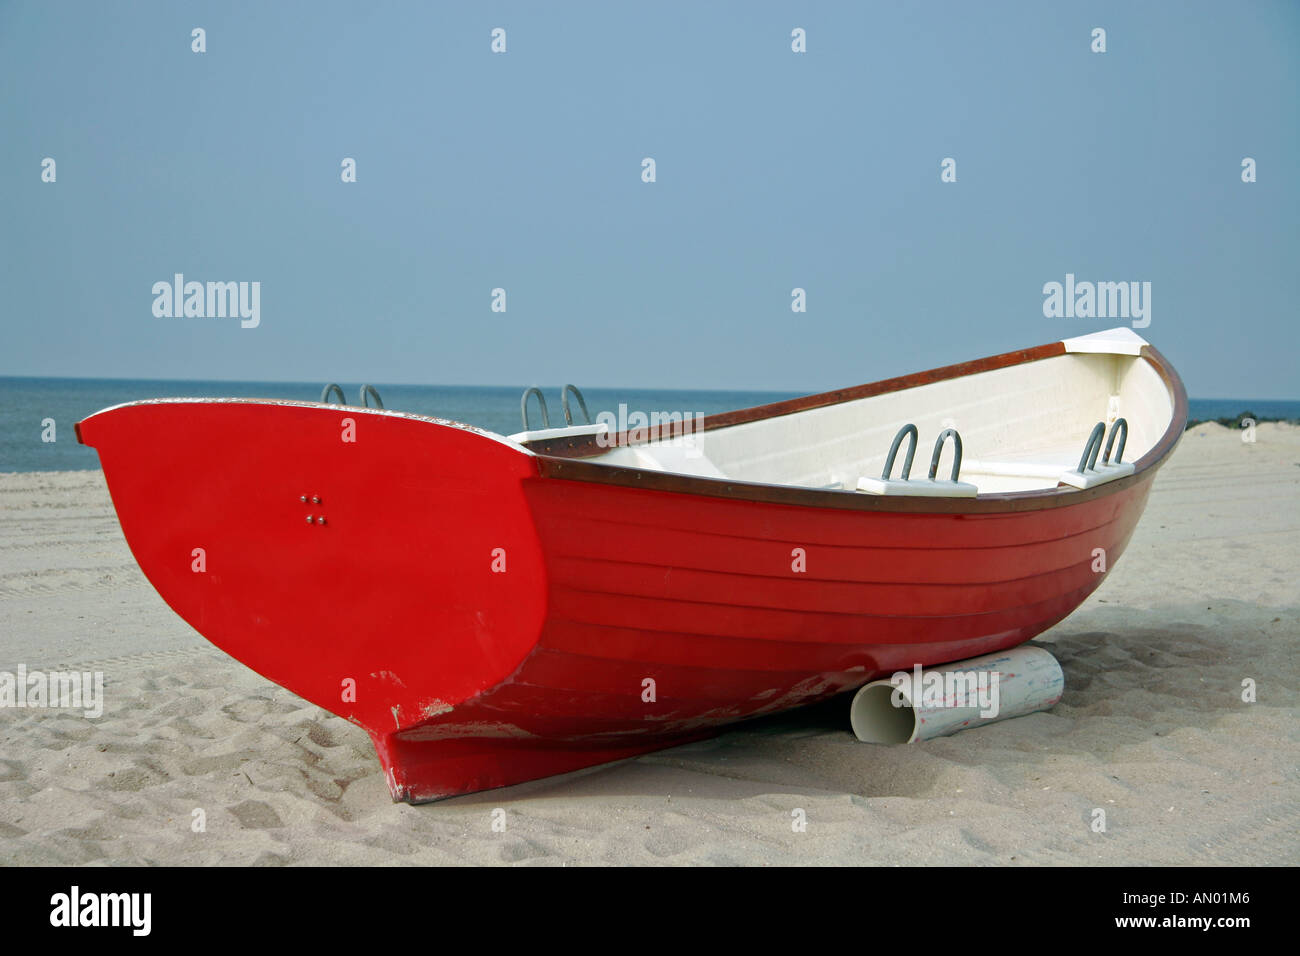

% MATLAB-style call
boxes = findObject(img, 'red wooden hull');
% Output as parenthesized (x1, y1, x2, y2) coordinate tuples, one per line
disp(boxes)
(76, 349, 1183, 802)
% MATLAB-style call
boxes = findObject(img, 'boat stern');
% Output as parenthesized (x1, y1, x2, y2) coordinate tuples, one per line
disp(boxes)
(77, 399, 549, 799)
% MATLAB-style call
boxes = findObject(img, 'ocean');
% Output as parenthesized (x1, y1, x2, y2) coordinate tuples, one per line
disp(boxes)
(1, 376, 1296, 473)
(0, 377, 801, 473)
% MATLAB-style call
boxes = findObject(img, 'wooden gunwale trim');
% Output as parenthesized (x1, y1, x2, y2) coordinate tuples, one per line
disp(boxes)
(532, 340, 1189, 515)
(1131, 344, 1188, 472)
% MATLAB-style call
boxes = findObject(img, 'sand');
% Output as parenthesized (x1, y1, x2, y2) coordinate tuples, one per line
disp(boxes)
(1, 423, 1297, 866)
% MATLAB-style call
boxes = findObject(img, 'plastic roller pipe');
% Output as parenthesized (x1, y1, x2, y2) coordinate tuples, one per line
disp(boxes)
(849, 646, 1064, 744)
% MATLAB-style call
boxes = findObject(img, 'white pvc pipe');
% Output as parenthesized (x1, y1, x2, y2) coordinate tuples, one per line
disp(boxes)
(849, 646, 1064, 744)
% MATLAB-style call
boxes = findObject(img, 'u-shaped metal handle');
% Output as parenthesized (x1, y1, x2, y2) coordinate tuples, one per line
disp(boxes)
(521, 386, 550, 431)
(1077, 422, 1106, 473)
(320, 383, 346, 405)
(1103, 418, 1128, 465)
(561, 384, 591, 426)
(359, 384, 384, 409)
(882, 424, 919, 480)
(928, 428, 963, 482)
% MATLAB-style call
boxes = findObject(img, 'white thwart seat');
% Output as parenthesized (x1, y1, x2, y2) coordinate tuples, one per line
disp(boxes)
(1058, 461, 1135, 488)
(508, 422, 608, 444)
(960, 456, 1135, 491)
(855, 475, 978, 497)
(961, 459, 1071, 480)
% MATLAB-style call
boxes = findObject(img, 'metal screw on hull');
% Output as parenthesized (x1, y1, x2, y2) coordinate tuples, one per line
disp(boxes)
(306, 515, 314, 524)
(300, 496, 307, 503)
(317, 516, 326, 526)
(312, 496, 321, 504)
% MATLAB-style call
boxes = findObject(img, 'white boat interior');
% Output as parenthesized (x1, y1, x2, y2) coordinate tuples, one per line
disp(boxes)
(580, 329, 1174, 496)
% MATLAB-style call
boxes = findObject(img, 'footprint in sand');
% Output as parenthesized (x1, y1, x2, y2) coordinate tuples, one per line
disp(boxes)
(221, 697, 301, 724)
(103, 763, 168, 792)
(221, 698, 276, 723)
(643, 828, 691, 859)
(497, 836, 552, 864)
(227, 799, 284, 829)
(179, 751, 256, 777)
(305, 722, 339, 748)
(155, 697, 205, 718)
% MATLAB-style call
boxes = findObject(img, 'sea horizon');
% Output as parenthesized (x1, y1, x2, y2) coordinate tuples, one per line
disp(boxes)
(2, 374, 1297, 474)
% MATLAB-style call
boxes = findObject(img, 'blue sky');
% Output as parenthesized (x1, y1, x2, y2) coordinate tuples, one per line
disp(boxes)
(2, 0, 1297, 396)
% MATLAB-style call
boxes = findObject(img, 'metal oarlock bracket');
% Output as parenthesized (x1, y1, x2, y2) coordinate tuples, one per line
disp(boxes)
(928, 428, 964, 482)
(882, 424, 919, 480)
(859, 424, 976, 497)
(360, 385, 384, 409)
(520, 386, 550, 431)
(320, 383, 346, 405)
(1103, 417, 1128, 465)
(561, 384, 591, 426)
(1061, 419, 1136, 489)
(1077, 421, 1106, 474)
(508, 383, 610, 445)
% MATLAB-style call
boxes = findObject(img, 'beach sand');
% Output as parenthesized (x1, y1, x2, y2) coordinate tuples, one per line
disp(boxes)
(1, 423, 1296, 865)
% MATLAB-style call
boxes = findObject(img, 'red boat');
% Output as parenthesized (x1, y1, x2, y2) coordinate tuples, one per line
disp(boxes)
(76, 328, 1186, 802)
